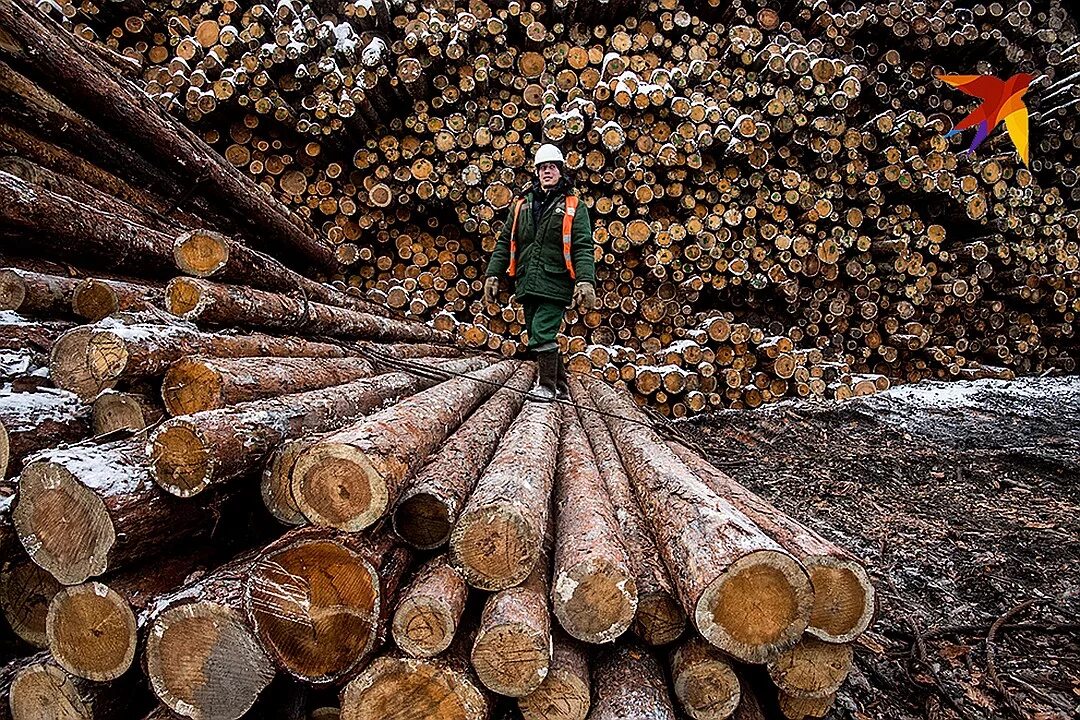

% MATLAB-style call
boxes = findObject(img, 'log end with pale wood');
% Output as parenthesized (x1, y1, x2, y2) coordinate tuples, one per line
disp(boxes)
(517, 637, 590, 720)
(147, 418, 216, 497)
(339, 654, 490, 720)
(289, 440, 394, 531)
(391, 556, 468, 658)
(670, 636, 742, 720)
(767, 636, 854, 700)
(8, 659, 94, 720)
(45, 581, 136, 682)
(173, 229, 232, 279)
(804, 556, 875, 644)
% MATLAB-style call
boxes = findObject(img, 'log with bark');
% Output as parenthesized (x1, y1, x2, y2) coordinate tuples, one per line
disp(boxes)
(588, 644, 677, 720)
(0, 560, 61, 648)
(517, 635, 590, 720)
(0, 268, 80, 318)
(0, 312, 74, 353)
(72, 277, 160, 322)
(766, 636, 853, 701)
(290, 359, 516, 530)
(0, 386, 89, 478)
(6, 657, 145, 719)
(91, 390, 164, 435)
(391, 554, 468, 659)
(670, 636, 742, 720)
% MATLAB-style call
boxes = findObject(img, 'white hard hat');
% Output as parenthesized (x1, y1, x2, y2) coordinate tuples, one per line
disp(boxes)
(533, 143, 565, 166)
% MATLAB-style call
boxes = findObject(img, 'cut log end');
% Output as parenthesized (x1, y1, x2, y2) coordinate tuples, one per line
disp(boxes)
(392, 595, 456, 658)
(695, 550, 812, 664)
(777, 690, 835, 719)
(9, 661, 91, 720)
(1, 561, 62, 647)
(806, 557, 875, 643)
(671, 638, 741, 720)
(46, 581, 136, 681)
(291, 444, 388, 531)
(340, 655, 489, 720)
(92, 392, 152, 435)
(260, 441, 307, 527)
(552, 560, 636, 644)
(84, 331, 128, 392)
(633, 592, 687, 646)
(471, 621, 551, 697)
(451, 504, 536, 591)
(149, 422, 213, 497)
(174, 230, 231, 277)
(161, 358, 224, 415)
(0, 269, 27, 311)
(245, 539, 381, 683)
(72, 280, 119, 321)
(147, 602, 275, 720)
(164, 276, 206, 318)
(767, 637, 853, 699)
(49, 327, 100, 400)
(13, 461, 116, 585)
(392, 491, 452, 550)
(517, 642, 590, 720)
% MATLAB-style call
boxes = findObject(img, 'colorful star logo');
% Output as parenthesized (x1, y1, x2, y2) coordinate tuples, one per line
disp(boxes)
(936, 73, 1034, 166)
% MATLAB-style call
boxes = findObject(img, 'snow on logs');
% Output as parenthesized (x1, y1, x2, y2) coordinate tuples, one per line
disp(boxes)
(581, 377, 813, 663)
(0, 385, 89, 479)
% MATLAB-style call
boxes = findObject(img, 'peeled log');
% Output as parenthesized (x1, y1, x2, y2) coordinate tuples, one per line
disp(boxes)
(450, 399, 559, 591)
(243, 525, 409, 684)
(551, 403, 636, 644)
(144, 548, 276, 720)
(0, 268, 79, 317)
(669, 443, 874, 644)
(149, 356, 489, 498)
(584, 378, 812, 664)
(392, 554, 468, 658)
(72, 277, 160, 322)
(166, 276, 452, 344)
(292, 360, 517, 531)
(670, 636, 741, 720)
(50, 317, 347, 400)
(471, 561, 552, 698)
(0, 386, 89, 479)
(766, 637, 853, 699)
(393, 364, 535, 550)
(587, 644, 676, 720)
(161, 356, 376, 416)
(0, 561, 61, 648)
(569, 379, 685, 646)
(517, 636, 590, 720)
(91, 390, 163, 435)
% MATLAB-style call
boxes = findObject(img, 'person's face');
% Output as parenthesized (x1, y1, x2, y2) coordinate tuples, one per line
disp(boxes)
(537, 162, 561, 188)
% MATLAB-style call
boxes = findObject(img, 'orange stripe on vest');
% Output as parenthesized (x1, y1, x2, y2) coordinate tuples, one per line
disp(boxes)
(506, 194, 578, 280)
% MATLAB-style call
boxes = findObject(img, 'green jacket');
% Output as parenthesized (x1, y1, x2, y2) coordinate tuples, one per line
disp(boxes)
(485, 183, 596, 304)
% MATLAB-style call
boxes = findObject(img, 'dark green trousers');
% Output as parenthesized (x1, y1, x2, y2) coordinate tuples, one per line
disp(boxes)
(521, 297, 566, 350)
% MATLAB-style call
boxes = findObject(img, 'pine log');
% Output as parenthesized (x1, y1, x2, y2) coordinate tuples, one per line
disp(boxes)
(551, 403, 636, 644)
(450, 399, 559, 591)
(777, 691, 835, 720)
(72, 277, 160, 322)
(0, 312, 74, 352)
(0, 561, 61, 648)
(149, 357, 489, 498)
(0, 268, 79, 317)
(0, 484, 12, 559)
(570, 379, 685, 646)
(143, 548, 276, 720)
(91, 390, 163, 435)
(13, 438, 228, 584)
(391, 554, 468, 658)
(670, 636, 741, 720)
(0, 652, 51, 720)
(588, 644, 677, 720)
(291, 359, 517, 530)
(161, 356, 377, 416)
(732, 681, 766, 720)
(669, 442, 875, 643)
(243, 525, 409, 684)
(0, 349, 46, 388)
(0, 386, 89, 479)
(165, 276, 452, 344)
(0, 0, 335, 271)
(365, 342, 467, 360)
(470, 560, 552, 698)
(7, 658, 142, 719)
(582, 377, 812, 663)
(392, 364, 535, 549)
(260, 437, 316, 527)
(50, 317, 348, 400)
(517, 635, 590, 720)
(766, 637, 853, 700)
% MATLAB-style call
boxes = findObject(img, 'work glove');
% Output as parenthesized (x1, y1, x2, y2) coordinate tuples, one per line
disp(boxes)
(483, 276, 501, 306)
(572, 281, 596, 312)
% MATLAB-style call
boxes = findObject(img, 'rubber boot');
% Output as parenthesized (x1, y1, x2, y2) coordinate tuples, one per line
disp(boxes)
(531, 350, 558, 402)
(555, 353, 569, 400)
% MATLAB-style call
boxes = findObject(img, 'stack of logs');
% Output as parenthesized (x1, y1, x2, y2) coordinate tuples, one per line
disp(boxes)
(21, 0, 1080, 416)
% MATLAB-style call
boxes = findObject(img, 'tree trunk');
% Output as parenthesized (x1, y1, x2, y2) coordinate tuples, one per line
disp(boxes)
(72, 277, 161, 322)
(149, 357, 489, 498)
(260, 437, 317, 527)
(50, 318, 348, 400)
(587, 644, 677, 720)
(766, 636, 852, 700)
(0, 560, 61, 648)
(668, 442, 874, 644)
(551, 403, 636, 644)
(366, 342, 467, 360)
(670, 636, 741, 720)
(0, 348, 47, 389)
(0, 386, 89, 478)
(569, 379, 685, 646)
(517, 635, 590, 720)
(581, 377, 812, 664)
(393, 364, 535, 550)
(91, 390, 163, 435)
(7, 658, 144, 719)
(777, 690, 834, 719)
(291, 359, 516, 531)
(161, 355, 377, 416)
(450, 399, 559, 591)
(0, 268, 79, 318)
(391, 554, 468, 658)
(0, 313, 73, 353)
(242, 525, 409, 684)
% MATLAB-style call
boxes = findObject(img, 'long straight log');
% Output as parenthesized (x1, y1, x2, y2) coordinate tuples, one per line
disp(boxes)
(517, 635, 590, 720)
(583, 377, 813, 663)
(570, 379, 685, 646)
(0, 268, 79, 317)
(670, 636, 741, 720)
(551, 403, 636, 644)
(243, 525, 409, 684)
(391, 554, 468, 658)
(0, 312, 73, 352)
(149, 356, 489, 497)
(72, 277, 161, 322)
(291, 359, 517, 530)
(166, 276, 451, 343)
(392, 364, 535, 549)
(0, 386, 89, 478)
(668, 442, 875, 644)
(50, 317, 348, 400)
(588, 644, 677, 720)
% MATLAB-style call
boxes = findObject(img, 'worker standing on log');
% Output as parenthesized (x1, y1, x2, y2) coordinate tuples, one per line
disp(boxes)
(483, 144, 597, 401)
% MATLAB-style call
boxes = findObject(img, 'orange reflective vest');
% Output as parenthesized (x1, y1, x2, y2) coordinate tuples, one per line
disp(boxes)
(506, 195, 579, 280)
